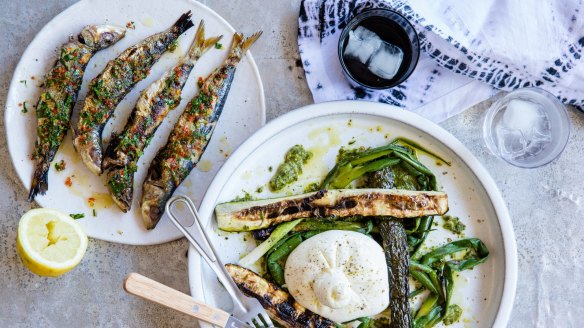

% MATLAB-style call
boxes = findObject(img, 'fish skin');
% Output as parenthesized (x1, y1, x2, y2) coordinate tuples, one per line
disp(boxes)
(140, 31, 262, 229)
(73, 11, 194, 175)
(28, 25, 126, 202)
(102, 20, 222, 212)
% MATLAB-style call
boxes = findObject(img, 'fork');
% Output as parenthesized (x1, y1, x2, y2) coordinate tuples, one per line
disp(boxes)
(165, 195, 274, 328)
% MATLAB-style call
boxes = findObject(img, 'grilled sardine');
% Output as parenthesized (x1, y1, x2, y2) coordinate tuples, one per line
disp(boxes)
(28, 25, 126, 201)
(140, 31, 262, 229)
(74, 11, 194, 175)
(102, 21, 222, 212)
(225, 264, 336, 328)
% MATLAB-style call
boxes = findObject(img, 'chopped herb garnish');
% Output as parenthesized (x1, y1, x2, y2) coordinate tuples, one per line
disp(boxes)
(92, 209, 97, 217)
(21, 101, 28, 113)
(54, 160, 66, 172)
(70, 213, 85, 220)
(169, 39, 179, 52)
(20, 80, 27, 86)
(256, 186, 264, 193)
(214, 42, 223, 49)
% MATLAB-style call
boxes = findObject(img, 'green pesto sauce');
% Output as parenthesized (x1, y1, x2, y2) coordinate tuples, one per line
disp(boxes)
(232, 191, 255, 202)
(336, 145, 367, 163)
(443, 304, 463, 325)
(303, 182, 320, 193)
(443, 215, 466, 235)
(269, 145, 312, 191)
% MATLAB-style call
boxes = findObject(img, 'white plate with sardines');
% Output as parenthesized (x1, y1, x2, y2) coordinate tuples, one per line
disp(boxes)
(188, 101, 517, 328)
(5, 0, 265, 244)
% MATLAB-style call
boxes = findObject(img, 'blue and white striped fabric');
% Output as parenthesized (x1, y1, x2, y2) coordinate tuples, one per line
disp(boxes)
(298, 0, 584, 122)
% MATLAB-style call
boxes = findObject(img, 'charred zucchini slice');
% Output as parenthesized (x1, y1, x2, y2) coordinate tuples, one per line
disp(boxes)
(216, 189, 448, 231)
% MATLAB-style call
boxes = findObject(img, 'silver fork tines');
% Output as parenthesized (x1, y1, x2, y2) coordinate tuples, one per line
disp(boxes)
(166, 195, 274, 328)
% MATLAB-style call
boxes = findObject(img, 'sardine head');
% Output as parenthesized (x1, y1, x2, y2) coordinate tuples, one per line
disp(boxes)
(79, 25, 126, 51)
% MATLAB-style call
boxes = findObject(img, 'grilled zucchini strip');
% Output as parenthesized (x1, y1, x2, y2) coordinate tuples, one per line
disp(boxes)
(216, 188, 448, 231)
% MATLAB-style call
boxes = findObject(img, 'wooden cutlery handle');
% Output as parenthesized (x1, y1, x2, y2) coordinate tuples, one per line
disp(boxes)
(124, 273, 230, 327)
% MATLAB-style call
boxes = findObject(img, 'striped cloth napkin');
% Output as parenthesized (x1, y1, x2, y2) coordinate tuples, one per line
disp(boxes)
(298, 0, 584, 122)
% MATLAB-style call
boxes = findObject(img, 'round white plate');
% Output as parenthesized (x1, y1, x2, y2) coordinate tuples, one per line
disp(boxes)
(5, 0, 265, 245)
(188, 101, 517, 328)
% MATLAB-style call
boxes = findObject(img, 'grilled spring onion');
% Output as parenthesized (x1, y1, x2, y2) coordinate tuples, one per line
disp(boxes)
(410, 238, 489, 327)
(238, 219, 303, 268)
(320, 139, 449, 190)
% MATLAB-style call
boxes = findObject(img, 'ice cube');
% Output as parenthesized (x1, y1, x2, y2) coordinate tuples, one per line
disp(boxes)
(502, 99, 546, 140)
(496, 125, 527, 160)
(368, 40, 404, 79)
(344, 26, 382, 64)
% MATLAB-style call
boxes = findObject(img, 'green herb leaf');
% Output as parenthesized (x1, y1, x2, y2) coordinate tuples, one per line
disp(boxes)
(70, 213, 85, 220)
(54, 160, 66, 172)
(214, 42, 223, 49)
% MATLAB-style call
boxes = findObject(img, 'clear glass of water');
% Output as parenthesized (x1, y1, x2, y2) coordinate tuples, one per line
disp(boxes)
(483, 87, 570, 168)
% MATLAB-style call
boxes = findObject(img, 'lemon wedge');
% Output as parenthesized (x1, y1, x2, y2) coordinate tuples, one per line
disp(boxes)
(17, 208, 88, 277)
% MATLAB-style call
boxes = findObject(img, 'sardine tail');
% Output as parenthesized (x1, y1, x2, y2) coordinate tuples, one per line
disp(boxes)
(28, 167, 48, 202)
(187, 20, 223, 61)
(227, 31, 261, 62)
(230, 32, 244, 52)
(172, 11, 195, 36)
(241, 31, 262, 53)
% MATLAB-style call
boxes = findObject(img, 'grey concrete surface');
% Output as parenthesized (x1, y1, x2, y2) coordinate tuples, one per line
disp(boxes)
(1, 1, 583, 327)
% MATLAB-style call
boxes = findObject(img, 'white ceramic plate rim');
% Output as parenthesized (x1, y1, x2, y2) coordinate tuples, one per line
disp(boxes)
(4, 0, 266, 245)
(188, 100, 518, 328)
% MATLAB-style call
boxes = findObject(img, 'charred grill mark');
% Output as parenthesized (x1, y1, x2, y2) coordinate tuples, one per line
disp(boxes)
(252, 226, 276, 240)
(248, 191, 329, 219)
(334, 198, 357, 209)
